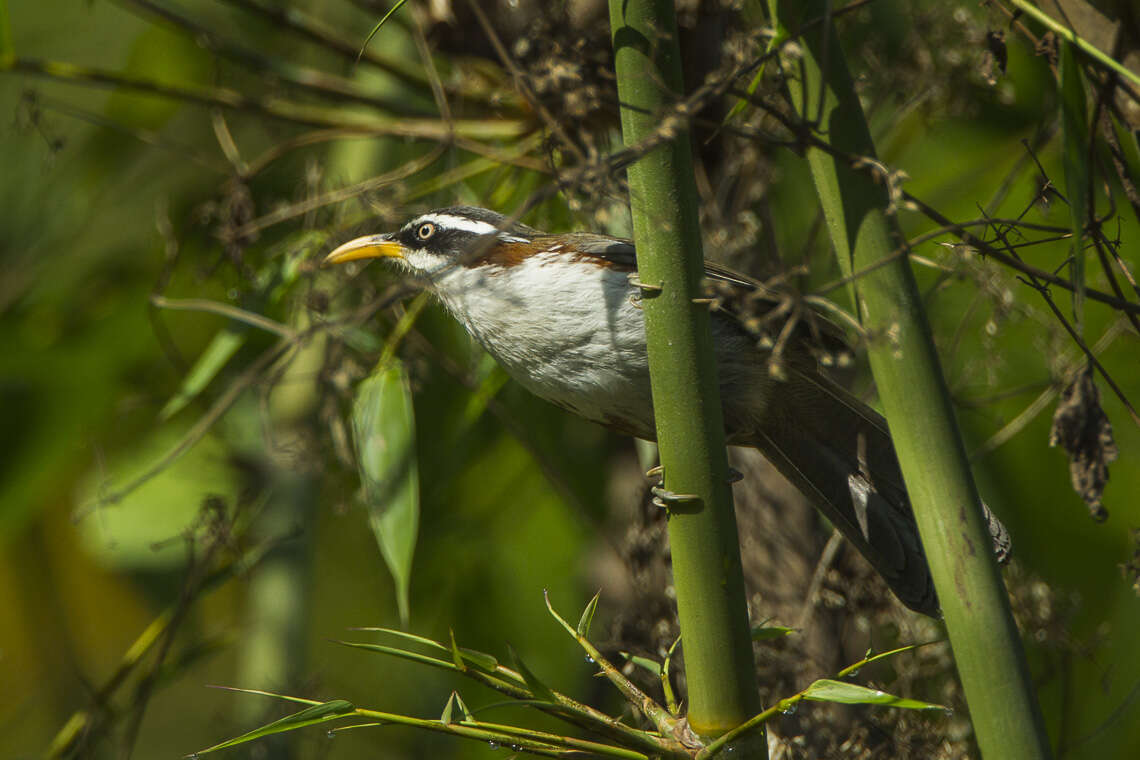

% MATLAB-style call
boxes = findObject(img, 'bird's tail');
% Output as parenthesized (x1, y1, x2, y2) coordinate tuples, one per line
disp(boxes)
(748, 367, 1009, 617)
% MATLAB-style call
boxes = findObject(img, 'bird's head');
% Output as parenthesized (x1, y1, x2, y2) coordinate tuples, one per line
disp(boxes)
(323, 206, 541, 280)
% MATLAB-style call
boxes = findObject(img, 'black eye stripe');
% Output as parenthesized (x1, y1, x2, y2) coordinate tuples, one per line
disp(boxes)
(397, 223, 497, 257)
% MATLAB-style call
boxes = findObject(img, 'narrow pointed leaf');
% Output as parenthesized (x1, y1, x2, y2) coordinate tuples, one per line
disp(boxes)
(509, 646, 558, 704)
(454, 692, 474, 722)
(160, 328, 245, 420)
(449, 629, 465, 671)
(352, 361, 419, 626)
(447, 629, 501, 674)
(358, 0, 408, 62)
(751, 625, 795, 641)
(440, 692, 455, 724)
(1110, 114, 1140, 197)
(577, 591, 601, 637)
(332, 639, 454, 670)
(457, 647, 500, 674)
(1059, 41, 1089, 332)
(723, 30, 782, 125)
(620, 652, 662, 676)
(191, 700, 355, 755)
(803, 679, 947, 711)
(332, 639, 527, 695)
(347, 628, 502, 674)
(351, 626, 444, 649)
(205, 685, 321, 707)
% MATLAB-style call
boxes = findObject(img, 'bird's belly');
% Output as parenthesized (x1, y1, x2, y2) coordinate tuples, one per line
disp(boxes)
(439, 262, 657, 436)
(482, 299, 656, 436)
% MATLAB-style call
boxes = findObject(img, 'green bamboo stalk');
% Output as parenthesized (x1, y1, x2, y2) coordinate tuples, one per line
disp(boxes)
(608, 0, 761, 744)
(236, 473, 315, 760)
(766, 2, 1051, 758)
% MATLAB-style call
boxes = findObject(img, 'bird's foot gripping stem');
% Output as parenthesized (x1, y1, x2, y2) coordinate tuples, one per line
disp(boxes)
(645, 465, 742, 509)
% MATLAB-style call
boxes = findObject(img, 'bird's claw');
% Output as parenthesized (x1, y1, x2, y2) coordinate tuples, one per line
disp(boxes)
(651, 485, 702, 510)
(645, 465, 742, 509)
(628, 273, 663, 294)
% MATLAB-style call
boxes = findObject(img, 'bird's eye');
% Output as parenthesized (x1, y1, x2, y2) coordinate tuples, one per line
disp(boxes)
(416, 223, 436, 240)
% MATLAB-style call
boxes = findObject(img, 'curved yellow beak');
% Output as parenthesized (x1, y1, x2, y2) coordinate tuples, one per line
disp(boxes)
(323, 235, 405, 266)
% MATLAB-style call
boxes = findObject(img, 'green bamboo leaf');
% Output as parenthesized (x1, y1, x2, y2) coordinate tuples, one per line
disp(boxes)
(160, 328, 245, 420)
(454, 646, 500, 674)
(449, 629, 465, 671)
(440, 692, 471, 724)
(440, 692, 455, 724)
(1110, 114, 1140, 195)
(352, 626, 446, 650)
(332, 639, 523, 694)
(357, 0, 408, 63)
(1060, 40, 1089, 332)
(352, 360, 419, 626)
(352, 627, 500, 673)
(158, 244, 310, 421)
(577, 591, 601, 637)
(448, 629, 502, 674)
(333, 638, 450, 669)
(802, 679, 947, 711)
(723, 30, 783, 125)
(191, 700, 355, 755)
(509, 646, 558, 704)
(205, 685, 324, 707)
(751, 625, 795, 641)
(620, 652, 662, 676)
(454, 691, 474, 722)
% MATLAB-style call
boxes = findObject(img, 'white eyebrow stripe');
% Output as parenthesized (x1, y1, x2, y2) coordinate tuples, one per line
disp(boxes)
(411, 214, 530, 243)
(414, 214, 500, 236)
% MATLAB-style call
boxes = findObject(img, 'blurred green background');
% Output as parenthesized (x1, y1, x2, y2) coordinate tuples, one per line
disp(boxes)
(2, 0, 1138, 758)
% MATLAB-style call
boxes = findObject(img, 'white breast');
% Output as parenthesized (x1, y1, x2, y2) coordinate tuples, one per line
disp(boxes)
(431, 253, 656, 434)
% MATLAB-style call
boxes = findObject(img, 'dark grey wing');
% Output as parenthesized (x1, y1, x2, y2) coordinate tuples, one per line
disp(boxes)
(552, 233, 639, 270)
(703, 262, 854, 367)
(560, 235, 776, 292)
(561, 233, 849, 356)
(703, 260, 767, 291)
(562, 233, 849, 357)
